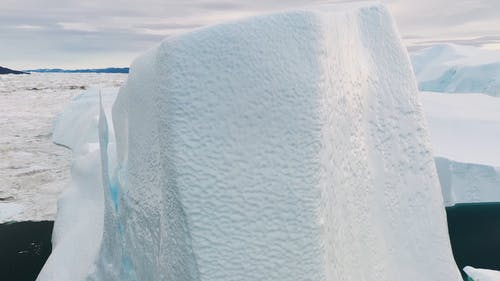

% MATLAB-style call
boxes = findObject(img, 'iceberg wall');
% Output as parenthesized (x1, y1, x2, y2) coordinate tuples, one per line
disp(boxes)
(436, 157, 500, 206)
(40, 2, 463, 281)
(420, 92, 500, 206)
(37, 88, 118, 281)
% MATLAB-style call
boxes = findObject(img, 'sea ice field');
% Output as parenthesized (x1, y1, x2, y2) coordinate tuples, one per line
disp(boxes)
(0, 73, 126, 222)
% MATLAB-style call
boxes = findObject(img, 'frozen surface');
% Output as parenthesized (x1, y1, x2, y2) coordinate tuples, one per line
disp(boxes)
(37, 88, 118, 281)
(52, 88, 118, 152)
(464, 266, 500, 281)
(411, 44, 500, 96)
(420, 92, 500, 205)
(0, 202, 24, 219)
(37, 3, 463, 281)
(435, 157, 500, 206)
(0, 73, 125, 223)
(420, 92, 500, 167)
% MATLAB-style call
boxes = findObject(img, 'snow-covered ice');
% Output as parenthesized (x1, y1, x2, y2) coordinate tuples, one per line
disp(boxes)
(420, 92, 500, 205)
(37, 87, 118, 281)
(38, 2, 462, 281)
(0, 73, 125, 223)
(435, 157, 500, 206)
(52, 88, 118, 152)
(464, 266, 500, 281)
(0, 202, 24, 219)
(420, 92, 500, 167)
(411, 44, 500, 96)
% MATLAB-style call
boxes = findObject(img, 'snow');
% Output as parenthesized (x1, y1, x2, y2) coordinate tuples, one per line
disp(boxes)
(411, 44, 500, 96)
(420, 92, 500, 167)
(464, 266, 500, 281)
(38, 3, 464, 281)
(52, 87, 119, 152)
(419, 92, 500, 206)
(0, 73, 125, 223)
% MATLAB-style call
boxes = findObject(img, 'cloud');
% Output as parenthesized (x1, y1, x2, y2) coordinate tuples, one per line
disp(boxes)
(15, 25, 44, 30)
(0, 0, 499, 69)
(58, 22, 100, 32)
(134, 23, 203, 30)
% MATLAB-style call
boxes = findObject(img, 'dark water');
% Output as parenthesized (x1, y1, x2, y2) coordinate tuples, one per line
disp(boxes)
(0, 221, 53, 281)
(0, 204, 499, 281)
(446, 202, 500, 280)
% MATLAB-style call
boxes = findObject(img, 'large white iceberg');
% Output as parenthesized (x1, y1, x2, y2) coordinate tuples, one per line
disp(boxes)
(39, 2, 463, 281)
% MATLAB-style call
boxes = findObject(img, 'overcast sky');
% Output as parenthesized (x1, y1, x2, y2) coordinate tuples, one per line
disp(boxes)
(1, 0, 499, 69)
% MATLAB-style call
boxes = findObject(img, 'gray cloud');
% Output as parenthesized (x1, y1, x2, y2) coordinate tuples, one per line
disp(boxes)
(0, 0, 499, 69)
(134, 23, 203, 30)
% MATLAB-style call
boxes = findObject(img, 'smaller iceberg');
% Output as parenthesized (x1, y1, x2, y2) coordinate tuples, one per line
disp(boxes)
(465, 266, 500, 281)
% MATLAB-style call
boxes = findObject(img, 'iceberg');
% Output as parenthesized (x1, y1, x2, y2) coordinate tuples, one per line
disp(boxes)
(36, 88, 118, 281)
(420, 92, 500, 206)
(52, 88, 118, 152)
(411, 44, 500, 96)
(39, 2, 462, 281)
(435, 157, 500, 206)
(465, 266, 500, 281)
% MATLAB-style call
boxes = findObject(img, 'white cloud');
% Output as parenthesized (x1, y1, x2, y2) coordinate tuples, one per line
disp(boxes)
(15, 24, 43, 30)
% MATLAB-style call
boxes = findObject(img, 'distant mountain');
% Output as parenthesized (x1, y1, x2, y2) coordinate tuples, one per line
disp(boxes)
(26, 67, 129, 74)
(0, 66, 28, 75)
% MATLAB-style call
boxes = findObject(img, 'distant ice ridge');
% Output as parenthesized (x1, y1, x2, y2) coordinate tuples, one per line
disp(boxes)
(420, 92, 500, 206)
(38, 2, 462, 281)
(411, 44, 500, 96)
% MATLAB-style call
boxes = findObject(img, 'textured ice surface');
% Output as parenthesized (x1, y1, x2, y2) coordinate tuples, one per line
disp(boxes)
(411, 44, 500, 96)
(38, 2, 462, 281)
(78, 3, 462, 281)
(464, 266, 500, 281)
(0, 73, 125, 222)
